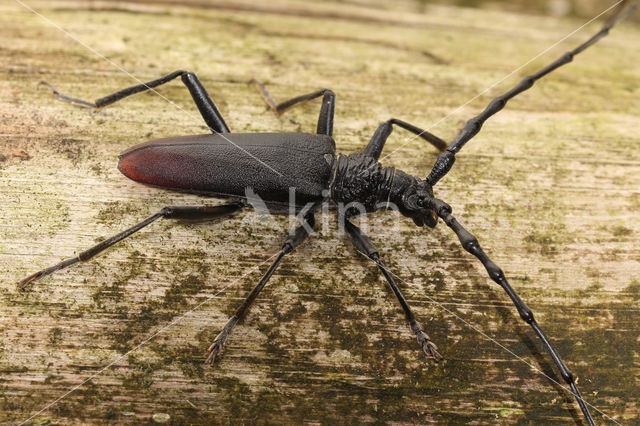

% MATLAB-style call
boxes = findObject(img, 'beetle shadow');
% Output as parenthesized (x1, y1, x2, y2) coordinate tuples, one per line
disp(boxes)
(488, 291, 581, 424)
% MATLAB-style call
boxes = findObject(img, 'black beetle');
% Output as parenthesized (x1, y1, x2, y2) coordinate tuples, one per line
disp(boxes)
(20, 3, 639, 425)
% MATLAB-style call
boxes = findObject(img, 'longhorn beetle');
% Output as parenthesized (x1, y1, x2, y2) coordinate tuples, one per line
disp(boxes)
(19, 3, 638, 425)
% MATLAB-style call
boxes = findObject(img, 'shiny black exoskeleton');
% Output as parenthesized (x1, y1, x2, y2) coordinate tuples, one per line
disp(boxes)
(117, 123, 440, 225)
(24, 5, 639, 423)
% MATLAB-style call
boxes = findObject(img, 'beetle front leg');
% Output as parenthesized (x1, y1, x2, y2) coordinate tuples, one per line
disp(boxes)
(18, 203, 244, 289)
(344, 219, 442, 361)
(205, 214, 315, 364)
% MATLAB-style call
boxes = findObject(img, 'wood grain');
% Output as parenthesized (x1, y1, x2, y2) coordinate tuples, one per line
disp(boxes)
(1, 0, 639, 424)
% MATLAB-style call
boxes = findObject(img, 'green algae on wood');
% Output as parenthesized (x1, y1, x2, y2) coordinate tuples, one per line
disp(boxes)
(0, 0, 639, 424)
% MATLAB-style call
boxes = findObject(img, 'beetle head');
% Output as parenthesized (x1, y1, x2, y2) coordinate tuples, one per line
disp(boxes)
(396, 178, 438, 228)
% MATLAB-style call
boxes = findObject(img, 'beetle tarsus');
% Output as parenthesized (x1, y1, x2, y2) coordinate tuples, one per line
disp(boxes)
(37, 80, 96, 108)
(248, 78, 280, 114)
(37, 80, 61, 96)
(18, 257, 79, 290)
(205, 316, 239, 365)
(417, 331, 442, 361)
(411, 320, 442, 361)
(18, 271, 43, 289)
(205, 339, 224, 365)
(248, 79, 336, 136)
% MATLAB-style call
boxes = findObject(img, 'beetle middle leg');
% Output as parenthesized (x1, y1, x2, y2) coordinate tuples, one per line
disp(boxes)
(249, 79, 335, 136)
(38, 70, 230, 133)
(18, 203, 244, 289)
(344, 219, 442, 361)
(364, 118, 447, 159)
(206, 214, 315, 364)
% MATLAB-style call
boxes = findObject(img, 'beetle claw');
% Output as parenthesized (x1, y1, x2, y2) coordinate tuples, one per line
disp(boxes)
(416, 330, 443, 362)
(205, 330, 228, 365)
(18, 271, 42, 289)
(205, 339, 225, 365)
(204, 316, 239, 366)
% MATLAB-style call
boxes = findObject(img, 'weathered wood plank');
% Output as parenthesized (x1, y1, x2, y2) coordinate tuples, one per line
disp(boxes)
(1, 0, 639, 424)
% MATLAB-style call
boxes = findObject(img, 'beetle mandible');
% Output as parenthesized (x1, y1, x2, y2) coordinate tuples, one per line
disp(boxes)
(20, 3, 639, 425)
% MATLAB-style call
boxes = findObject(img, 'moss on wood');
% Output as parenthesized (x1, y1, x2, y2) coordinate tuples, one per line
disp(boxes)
(1, 0, 639, 424)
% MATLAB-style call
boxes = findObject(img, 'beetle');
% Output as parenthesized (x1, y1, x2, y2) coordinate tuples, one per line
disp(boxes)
(18, 2, 638, 425)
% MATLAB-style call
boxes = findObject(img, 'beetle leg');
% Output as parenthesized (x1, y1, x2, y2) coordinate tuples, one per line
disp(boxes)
(18, 203, 244, 290)
(427, 197, 595, 425)
(205, 214, 315, 365)
(248, 79, 335, 136)
(344, 219, 442, 361)
(38, 70, 230, 133)
(364, 118, 447, 160)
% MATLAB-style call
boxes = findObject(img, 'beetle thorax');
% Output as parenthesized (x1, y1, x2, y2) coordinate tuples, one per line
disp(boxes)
(329, 153, 395, 215)
(329, 153, 438, 226)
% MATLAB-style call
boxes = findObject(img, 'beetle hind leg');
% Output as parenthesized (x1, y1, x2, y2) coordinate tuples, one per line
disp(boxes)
(39, 70, 231, 133)
(249, 78, 335, 136)
(18, 203, 244, 290)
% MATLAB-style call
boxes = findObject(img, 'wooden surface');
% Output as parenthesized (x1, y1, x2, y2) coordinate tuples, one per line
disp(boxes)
(1, 0, 639, 424)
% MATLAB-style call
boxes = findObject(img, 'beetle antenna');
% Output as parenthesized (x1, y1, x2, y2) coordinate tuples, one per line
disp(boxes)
(426, 197, 595, 425)
(426, 0, 637, 187)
